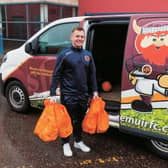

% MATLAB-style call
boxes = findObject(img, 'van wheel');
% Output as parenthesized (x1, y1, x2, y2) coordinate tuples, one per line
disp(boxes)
(146, 139, 168, 159)
(5, 81, 30, 113)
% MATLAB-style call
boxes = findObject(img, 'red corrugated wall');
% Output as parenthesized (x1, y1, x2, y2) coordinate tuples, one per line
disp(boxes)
(78, 0, 168, 16)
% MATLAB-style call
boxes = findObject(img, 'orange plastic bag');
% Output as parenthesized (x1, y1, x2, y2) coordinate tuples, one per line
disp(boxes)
(82, 108, 97, 134)
(82, 97, 109, 134)
(95, 98, 109, 133)
(97, 108, 109, 133)
(34, 100, 73, 142)
(56, 104, 73, 138)
(82, 98, 100, 134)
(34, 100, 58, 142)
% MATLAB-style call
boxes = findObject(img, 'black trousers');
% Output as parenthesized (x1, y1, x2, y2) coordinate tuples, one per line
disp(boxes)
(61, 94, 88, 144)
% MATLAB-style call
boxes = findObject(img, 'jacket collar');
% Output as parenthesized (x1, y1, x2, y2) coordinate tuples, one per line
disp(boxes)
(71, 46, 83, 52)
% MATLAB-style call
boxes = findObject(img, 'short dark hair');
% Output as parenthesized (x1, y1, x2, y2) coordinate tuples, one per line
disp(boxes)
(72, 26, 85, 33)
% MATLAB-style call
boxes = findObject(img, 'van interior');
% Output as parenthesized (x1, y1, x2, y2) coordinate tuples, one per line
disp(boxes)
(87, 20, 129, 113)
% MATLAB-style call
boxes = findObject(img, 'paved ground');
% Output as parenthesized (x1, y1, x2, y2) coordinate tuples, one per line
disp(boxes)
(0, 91, 168, 168)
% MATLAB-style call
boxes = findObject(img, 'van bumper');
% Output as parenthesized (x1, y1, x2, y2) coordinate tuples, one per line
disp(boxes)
(0, 73, 4, 96)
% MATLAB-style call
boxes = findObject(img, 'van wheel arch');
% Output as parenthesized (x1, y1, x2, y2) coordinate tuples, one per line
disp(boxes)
(146, 139, 168, 159)
(5, 80, 30, 113)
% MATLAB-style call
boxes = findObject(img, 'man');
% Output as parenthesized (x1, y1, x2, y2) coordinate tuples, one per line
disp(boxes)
(50, 27, 99, 157)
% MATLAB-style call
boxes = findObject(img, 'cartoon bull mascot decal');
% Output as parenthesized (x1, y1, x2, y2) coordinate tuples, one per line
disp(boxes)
(126, 20, 168, 113)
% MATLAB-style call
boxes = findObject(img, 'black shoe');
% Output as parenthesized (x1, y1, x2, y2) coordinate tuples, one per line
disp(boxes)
(131, 100, 152, 113)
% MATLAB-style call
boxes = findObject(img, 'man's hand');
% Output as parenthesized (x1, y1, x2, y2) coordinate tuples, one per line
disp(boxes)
(50, 96, 57, 103)
(56, 88, 61, 96)
(93, 91, 99, 99)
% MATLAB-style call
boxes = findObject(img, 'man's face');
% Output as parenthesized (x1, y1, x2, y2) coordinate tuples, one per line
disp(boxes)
(70, 30, 85, 48)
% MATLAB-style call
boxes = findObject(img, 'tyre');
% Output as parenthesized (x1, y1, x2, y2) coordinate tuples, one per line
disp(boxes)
(5, 80, 30, 113)
(146, 139, 168, 159)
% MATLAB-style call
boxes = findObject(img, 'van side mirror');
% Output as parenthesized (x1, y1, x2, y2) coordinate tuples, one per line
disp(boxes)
(25, 38, 39, 55)
(25, 42, 32, 54)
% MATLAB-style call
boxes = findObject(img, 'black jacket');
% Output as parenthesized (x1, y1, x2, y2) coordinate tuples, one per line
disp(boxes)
(50, 46, 98, 96)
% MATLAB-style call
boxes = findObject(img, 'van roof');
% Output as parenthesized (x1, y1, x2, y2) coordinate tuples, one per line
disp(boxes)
(48, 12, 168, 25)
(36, 12, 168, 31)
(26, 12, 168, 43)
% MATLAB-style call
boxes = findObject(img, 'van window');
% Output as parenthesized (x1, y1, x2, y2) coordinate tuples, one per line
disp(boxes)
(38, 22, 79, 55)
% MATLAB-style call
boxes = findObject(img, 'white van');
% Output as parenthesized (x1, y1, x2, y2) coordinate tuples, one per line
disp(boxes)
(0, 14, 168, 159)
